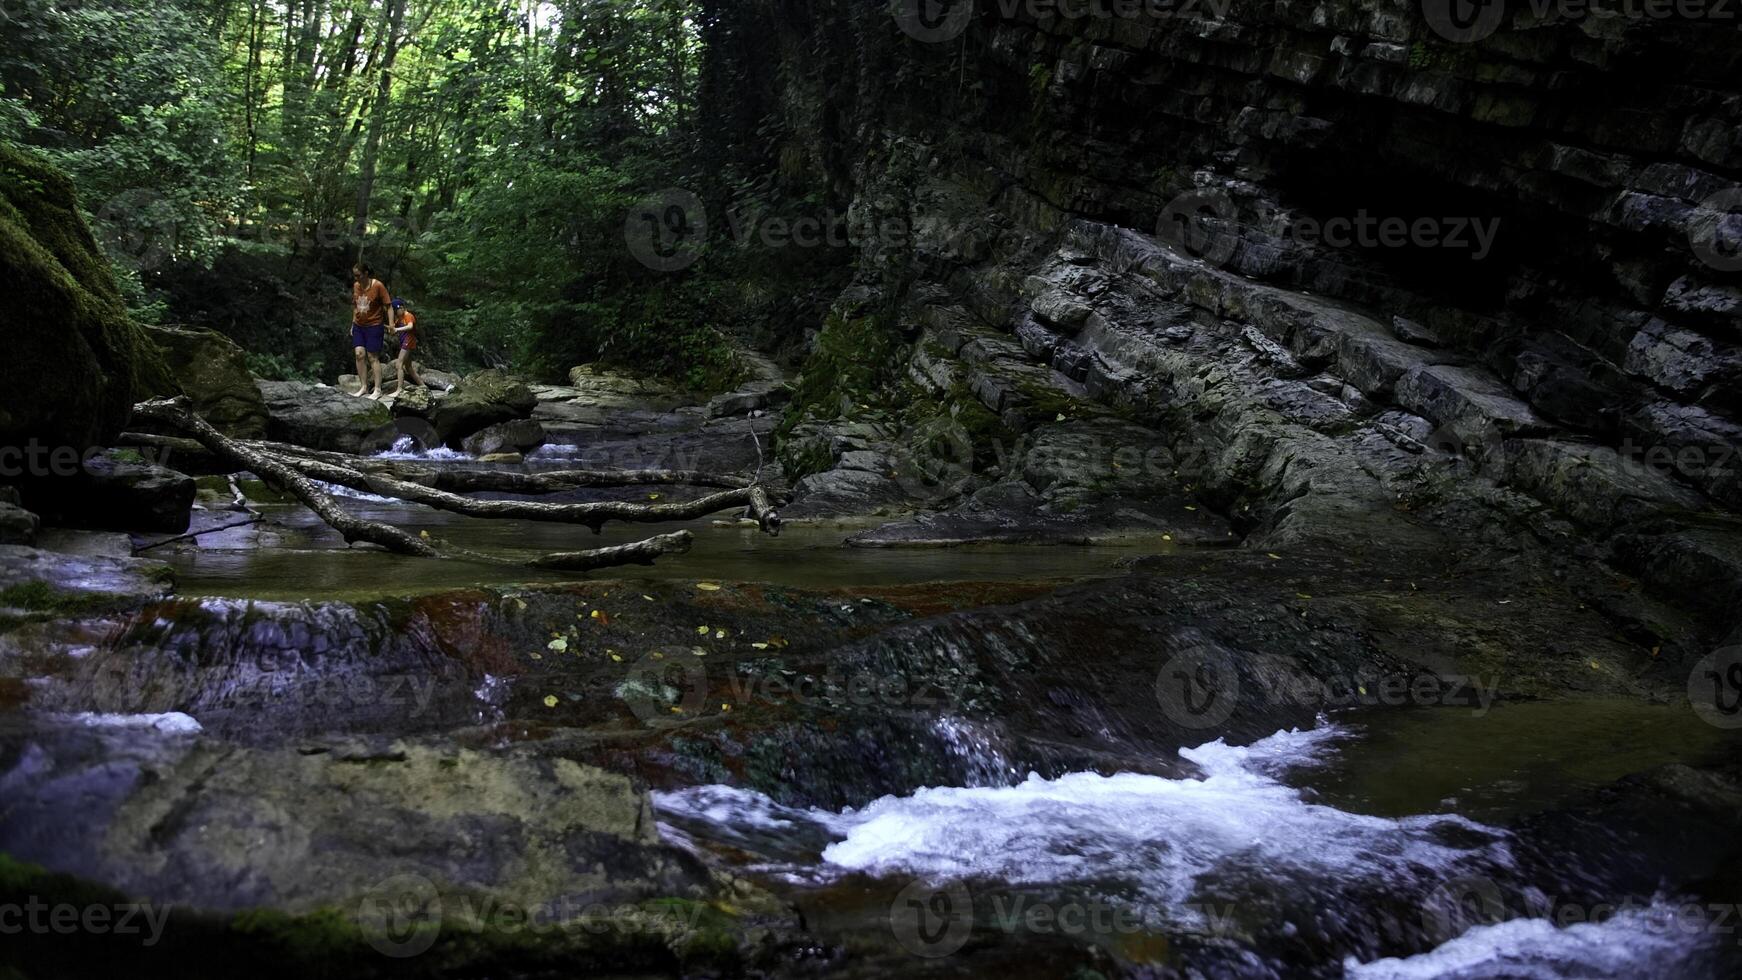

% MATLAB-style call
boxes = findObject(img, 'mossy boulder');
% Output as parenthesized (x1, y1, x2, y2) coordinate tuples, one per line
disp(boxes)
(429, 369, 537, 448)
(0, 142, 176, 450)
(140, 324, 269, 439)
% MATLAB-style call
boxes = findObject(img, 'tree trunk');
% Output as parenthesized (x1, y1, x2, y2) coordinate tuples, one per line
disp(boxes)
(352, 0, 407, 242)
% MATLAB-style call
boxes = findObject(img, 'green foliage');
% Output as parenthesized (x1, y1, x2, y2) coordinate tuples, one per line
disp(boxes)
(0, 0, 804, 389)
(785, 309, 903, 426)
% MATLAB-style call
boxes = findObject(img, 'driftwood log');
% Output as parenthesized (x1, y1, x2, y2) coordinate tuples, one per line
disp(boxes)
(132, 397, 781, 571)
(132, 399, 440, 557)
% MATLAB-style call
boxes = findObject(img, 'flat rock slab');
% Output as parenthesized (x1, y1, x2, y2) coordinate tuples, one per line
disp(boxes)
(256, 380, 394, 454)
(0, 725, 714, 919)
(0, 545, 173, 612)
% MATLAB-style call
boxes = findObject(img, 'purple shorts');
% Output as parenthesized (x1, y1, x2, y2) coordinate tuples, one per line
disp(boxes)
(351, 323, 385, 353)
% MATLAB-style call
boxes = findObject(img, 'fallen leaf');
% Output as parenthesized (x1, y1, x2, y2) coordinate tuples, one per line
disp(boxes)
(543, 695, 558, 708)
(609, 653, 623, 662)
(1267, 553, 1282, 560)
(715, 629, 727, 639)
(751, 642, 769, 650)
(696, 582, 722, 592)
(547, 638, 568, 652)
(696, 625, 710, 635)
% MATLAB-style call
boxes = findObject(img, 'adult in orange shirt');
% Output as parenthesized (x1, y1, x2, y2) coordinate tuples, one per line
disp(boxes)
(388, 298, 429, 390)
(349, 261, 394, 399)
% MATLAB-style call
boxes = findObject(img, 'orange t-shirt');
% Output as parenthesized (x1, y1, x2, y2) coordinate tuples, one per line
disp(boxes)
(352, 279, 391, 326)
(399, 311, 418, 350)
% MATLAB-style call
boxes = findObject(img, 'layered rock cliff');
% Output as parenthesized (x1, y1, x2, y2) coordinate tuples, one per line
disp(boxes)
(711, 0, 1742, 644)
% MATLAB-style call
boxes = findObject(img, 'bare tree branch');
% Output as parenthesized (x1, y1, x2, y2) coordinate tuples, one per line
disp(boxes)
(530, 530, 694, 571)
(131, 398, 440, 557)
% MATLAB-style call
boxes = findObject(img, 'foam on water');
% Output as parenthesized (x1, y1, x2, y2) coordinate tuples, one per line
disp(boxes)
(817, 725, 1504, 907)
(1346, 901, 1721, 979)
(658, 725, 1506, 909)
(374, 436, 471, 462)
(58, 711, 203, 734)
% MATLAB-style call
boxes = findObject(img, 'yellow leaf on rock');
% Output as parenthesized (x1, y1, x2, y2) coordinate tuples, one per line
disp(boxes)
(547, 638, 568, 652)
(543, 695, 558, 708)
(696, 582, 722, 591)
(751, 642, 769, 650)
(696, 625, 709, 635)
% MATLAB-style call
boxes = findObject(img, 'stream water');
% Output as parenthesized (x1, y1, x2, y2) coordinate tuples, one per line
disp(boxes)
(163, 501, 1158, 601)
(655, 703, 1742, 978)
(144, 452, 1741, 977)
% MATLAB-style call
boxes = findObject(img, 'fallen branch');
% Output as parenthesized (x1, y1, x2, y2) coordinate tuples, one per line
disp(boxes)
(258, 449, 763, 533)
(134, 515, 263, 553)
(530, 530, 693, 571)
(133, 398, 441, 557)
(748, 485, 782, 536)
(251, 441, 752, 493)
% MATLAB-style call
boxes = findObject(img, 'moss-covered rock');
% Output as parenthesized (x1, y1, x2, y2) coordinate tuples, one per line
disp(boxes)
(0, 142, 176, 450)
(139, 324, 269, 439)
(429, 369, 537, 447)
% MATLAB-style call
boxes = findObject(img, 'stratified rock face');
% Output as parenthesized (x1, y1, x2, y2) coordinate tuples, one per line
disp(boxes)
(255, 379, 393, 453)
(0, 143, 176, 450)
(140, 324, 270, 439)
(720, 2, 1742, 635)
(431, 369, 538, 447)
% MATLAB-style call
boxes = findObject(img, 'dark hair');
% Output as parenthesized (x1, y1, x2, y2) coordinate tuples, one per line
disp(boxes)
(353, 261, 371, 275)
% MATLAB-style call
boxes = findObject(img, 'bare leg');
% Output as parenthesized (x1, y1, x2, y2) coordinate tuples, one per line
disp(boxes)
(351, 347, 368, 396)
(399, 350, 423, 387)
(367, 354, 384, 399)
